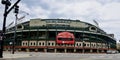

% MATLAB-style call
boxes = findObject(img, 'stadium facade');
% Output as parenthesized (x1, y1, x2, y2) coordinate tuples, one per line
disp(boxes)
(4, 19, 116, 53)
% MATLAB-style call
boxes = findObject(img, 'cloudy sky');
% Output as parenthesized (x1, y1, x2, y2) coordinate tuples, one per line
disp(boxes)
(0, 0, 120, 41)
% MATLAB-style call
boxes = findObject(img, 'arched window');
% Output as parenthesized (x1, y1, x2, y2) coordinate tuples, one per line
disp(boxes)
(42, 43, 44, 46)
(39, 43, 41, 46)
(31, 43, 32, 45)
(34, 42, 36, 46)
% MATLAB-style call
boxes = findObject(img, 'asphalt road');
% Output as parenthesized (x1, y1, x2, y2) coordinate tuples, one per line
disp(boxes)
(6, 52, 120, 60)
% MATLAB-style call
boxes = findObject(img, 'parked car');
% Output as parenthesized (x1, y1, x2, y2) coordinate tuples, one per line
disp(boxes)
(106, 50, 119, 54)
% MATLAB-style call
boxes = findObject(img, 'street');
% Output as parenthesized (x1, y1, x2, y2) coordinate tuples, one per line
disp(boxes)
(4, 52, 120, 60)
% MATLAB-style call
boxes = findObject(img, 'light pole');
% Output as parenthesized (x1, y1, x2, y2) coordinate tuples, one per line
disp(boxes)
(1, 0, 21, 58)
(12, 5, 19, 54)
(1, 0, 10, 58)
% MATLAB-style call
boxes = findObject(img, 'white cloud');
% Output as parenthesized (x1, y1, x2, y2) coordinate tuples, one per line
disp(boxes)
(19, 2, 50, 19)
(99, 2, 120, 20)
(0, 4, 4, 29)
(30, 6, 50, 18)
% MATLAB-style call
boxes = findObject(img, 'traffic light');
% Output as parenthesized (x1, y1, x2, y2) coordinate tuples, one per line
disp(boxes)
(6, 0, 11, 6)
(14, 5, 19, 13)
(1, 0, 11, 6)
(1, 0, 6, 4)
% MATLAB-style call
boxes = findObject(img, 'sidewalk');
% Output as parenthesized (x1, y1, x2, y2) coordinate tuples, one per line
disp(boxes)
(0, 52, 31, 59)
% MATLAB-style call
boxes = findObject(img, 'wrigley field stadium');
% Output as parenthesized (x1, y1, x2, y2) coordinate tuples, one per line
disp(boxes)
(4, 18, 116, 53)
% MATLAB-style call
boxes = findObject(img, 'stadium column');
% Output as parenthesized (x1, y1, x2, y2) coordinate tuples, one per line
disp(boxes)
(96, 35, 99, 53)
(35, 49, 38, 52)
(82, 41, 85, 53)
(12, 13, 18, 54)
(54, 48, 57, 53)
(82, 28, 85, 53)
(74, 49, 76, 53)
(35, 27, 39, 52)
(74, 20, 77, 53)
(73, 22, 76, 53)
(101, 36, 104, 52)
(90, 34, 92, 53)
(64, 48, 67, 53)
(19, 29, 23, 51)
(101, 37, 107, 52)
(102, 38, 105, 52)
(45, 26, 49, 52)
(90, 49, 93, 53)
(64, 23, 66, 47)
(26, 26, 30, 52)
(55, 21, 57, 53)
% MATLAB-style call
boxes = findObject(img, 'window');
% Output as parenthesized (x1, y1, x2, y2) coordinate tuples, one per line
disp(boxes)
(87, 44, 89, 46)
(46, 20, 50, 23)
(48, 43, 50, 45)
(31, 43, 32, 45)
(58, 20, 62, 23)
(17, 25, 22, 29)
(26, 43, 27, 45)
(39, 43, 41, 45)
(34, 43, 36, 46)
(79, 44, 81, 46)
(83, 43, 86, 46)
(91, 44, 93, 46)
(52, 20, 56, 23)
(89, 26, 97, 32)
(42, 43, 44, 45)
(76, 43, 78, 46)
(23, 43, 25, 46)
(52, 43, 54, 46)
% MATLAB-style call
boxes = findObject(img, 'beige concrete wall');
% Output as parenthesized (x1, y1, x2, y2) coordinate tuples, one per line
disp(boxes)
(117, 43, 120, 50)
(29, 41, 37, 46)
(85, 42, 90, 47)
(102, 43, 107, 48)
(30, 19, 90, 28)
(22, 41, 28, 46)
(91, 42, 97, 48)
(47, 41, 55, 46)
(30, 19, 46, 27)
(21, 40, 108, 49)
(37, 41, 46, 46)
(70, 22, 88, 28)
(75, 42, 82, 47)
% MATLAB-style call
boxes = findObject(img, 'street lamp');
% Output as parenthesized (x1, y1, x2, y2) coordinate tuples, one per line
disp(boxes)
(1, 0, 21, 58)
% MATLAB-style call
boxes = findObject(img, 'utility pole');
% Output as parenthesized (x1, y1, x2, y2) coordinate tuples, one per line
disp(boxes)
(12, 5, 19, 54)
(0, 0, 21, 58)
